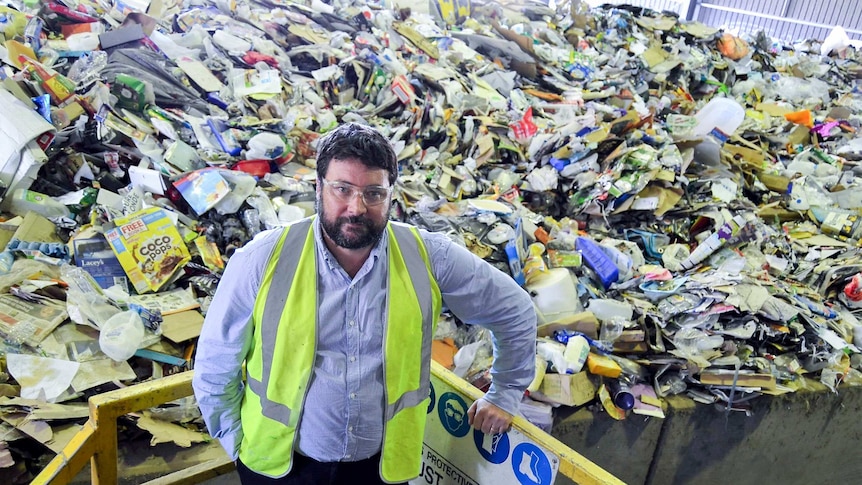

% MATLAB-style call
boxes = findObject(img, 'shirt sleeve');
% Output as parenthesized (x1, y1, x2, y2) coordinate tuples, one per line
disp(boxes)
(192, 229, 282, 460)
(423, 230, 537, 416)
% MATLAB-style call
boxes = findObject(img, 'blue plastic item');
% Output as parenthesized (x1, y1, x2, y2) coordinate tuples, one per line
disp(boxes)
(576, 237, 619, 289)
(206, 118, 242, 156)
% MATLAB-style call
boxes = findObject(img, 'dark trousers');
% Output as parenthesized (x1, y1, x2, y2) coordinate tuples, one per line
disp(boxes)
(236, 453, 406, 485)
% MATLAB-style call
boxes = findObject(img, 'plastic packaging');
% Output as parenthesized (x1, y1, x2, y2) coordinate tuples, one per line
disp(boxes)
(536, 339, 568, 375)
(830, 189, 862, 210)
(786, 176, 833, 210)
(62, 265, 119, 329)
(213, 169, 257, 215)
(841, 273, 862, 309)
(99, 310, 145, 361)
(66, 32, 100, 51)
(246, 132, 287, 160)
(7, 189, 71, 218)
(692, 97, 745, 143)
(673, 327, 724, 356)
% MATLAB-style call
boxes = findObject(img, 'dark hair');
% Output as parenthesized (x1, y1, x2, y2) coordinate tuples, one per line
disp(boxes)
(315, 123, 398, 185)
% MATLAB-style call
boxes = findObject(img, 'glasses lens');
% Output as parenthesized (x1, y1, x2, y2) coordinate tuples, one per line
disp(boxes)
(327, 182, 355, 202)
(325, 180, 389, 206)
(362, 188, 390, 205)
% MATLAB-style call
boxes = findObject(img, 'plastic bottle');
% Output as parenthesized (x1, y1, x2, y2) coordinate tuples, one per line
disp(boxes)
(576, 237, 619, 289)
(607, 378, 635, 411)
(587, 298, 633, 322)
(523, 242, 549, 284)
(7, 189, 71, 218)
(99, 310, 145, 361)
(692, 97, 746, 143)
(679, 214, 748, 270)
(563, 334, 590, 374)
(526, 268, 580, 324)
(600, 316, 626, 345)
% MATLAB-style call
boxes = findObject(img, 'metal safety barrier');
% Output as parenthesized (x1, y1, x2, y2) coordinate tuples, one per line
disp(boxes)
(30, 364, 622, 485)
(30, 371, 234, 485)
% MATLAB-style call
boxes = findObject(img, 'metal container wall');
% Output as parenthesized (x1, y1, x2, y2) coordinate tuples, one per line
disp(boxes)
(586, 0, 862, 42)
(695, 0, 862, 42)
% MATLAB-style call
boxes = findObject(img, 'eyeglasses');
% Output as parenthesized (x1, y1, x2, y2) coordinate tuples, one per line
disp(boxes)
(320, 178, 393, 206)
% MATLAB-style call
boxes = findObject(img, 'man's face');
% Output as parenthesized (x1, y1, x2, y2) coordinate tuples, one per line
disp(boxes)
(318, 158, 391, 250)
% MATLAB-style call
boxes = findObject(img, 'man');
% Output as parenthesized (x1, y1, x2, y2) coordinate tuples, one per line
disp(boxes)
(193, 123, 537, 484)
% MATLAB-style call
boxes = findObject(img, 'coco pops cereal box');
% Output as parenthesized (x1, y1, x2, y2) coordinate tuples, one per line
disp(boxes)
(104, 207, 191, 293)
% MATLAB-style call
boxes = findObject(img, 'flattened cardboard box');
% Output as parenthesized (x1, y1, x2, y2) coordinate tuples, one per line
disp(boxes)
(534, 372, 597, 407)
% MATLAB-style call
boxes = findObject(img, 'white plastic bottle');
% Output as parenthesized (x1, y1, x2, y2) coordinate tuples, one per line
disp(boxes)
(7, 189, 71, 218)
(692, 97, 746, 143)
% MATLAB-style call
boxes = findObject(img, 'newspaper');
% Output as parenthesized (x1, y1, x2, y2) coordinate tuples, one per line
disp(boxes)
(0, 294, 68, 347)
(127, 287, 200, 316)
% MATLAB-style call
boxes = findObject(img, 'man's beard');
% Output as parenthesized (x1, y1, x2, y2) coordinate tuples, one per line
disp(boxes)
(318, 199, 387, 250)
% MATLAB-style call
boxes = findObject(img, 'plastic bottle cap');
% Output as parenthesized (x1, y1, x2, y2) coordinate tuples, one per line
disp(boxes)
(614, 391, 635, 410)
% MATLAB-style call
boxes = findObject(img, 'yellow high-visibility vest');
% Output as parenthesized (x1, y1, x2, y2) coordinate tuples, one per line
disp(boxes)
(239, 217, 442, 482)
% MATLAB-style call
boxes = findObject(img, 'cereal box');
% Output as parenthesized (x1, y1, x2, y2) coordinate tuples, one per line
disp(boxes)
(105, 207, 191, 294)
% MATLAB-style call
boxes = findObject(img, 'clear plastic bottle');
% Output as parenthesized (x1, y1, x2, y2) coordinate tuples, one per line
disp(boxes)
(7, 189, 71, 218)
(587, 298, 633, 322)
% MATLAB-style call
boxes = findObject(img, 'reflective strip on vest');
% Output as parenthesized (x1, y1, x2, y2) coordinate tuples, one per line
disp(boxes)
(247, 218, 314, 426)
(385, 222, 435, 420)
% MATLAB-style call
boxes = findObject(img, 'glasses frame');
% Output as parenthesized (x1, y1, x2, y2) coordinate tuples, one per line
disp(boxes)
(320, 178, 393, 207)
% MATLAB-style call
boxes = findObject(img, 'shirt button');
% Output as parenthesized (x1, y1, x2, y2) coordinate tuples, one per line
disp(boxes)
(349, 356, 356, 362)
(345, 454, 351, 459)
(350, 393, 356, 399)
(348, 426, 354, 432)
(349, 320, 355, 326)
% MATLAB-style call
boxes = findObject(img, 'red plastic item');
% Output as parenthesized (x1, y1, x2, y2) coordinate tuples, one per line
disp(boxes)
(844, 273, 862, 303)
(242, 51, 279, 68)
(233, 159, 272, 178)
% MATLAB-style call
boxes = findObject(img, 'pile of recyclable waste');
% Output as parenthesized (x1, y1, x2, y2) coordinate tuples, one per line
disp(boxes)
(2, 0, 862, 479)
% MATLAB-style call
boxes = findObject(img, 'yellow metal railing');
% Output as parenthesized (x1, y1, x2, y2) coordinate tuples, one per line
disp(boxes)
(31, 371, 234, 485)
(429, 361, 624, 485)
(31, 365, 623, 485)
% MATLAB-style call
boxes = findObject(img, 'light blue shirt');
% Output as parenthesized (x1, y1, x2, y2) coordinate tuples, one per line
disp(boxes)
(193, 218, 536, 463)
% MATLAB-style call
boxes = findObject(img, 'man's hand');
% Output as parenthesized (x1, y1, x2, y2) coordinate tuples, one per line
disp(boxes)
(467, 398, 514, 434)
